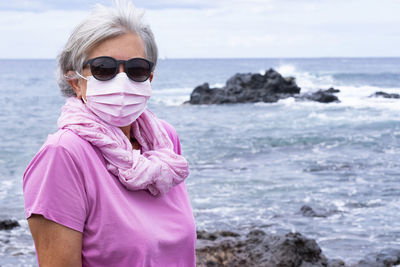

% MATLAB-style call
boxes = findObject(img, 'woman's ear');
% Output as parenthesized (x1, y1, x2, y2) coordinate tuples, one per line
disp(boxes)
(66, 71, 83, 99)
(149, 72, 154, 83)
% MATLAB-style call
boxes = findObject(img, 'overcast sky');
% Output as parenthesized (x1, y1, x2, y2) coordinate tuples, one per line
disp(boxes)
(1, 0, 399, 59)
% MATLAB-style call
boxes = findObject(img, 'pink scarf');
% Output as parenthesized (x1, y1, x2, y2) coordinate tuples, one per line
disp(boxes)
(57, 97, 189, 196)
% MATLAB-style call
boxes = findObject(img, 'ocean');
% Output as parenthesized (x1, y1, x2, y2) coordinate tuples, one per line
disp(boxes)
(0, 58, 399, 266)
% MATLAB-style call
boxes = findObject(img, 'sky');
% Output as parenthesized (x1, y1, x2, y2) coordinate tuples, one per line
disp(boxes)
(0, 0, 399, 59)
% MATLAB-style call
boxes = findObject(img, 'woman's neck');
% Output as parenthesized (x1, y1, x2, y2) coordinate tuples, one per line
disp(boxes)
(119, 125, 131, 139)
(120, 125, 141, 150)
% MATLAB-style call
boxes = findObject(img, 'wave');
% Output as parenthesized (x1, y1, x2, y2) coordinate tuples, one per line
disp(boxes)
(275, 64, 335, 93)
(151, 64, 400, 109)
(150, 87, 193, 106)
(333, 72, 400, 88)
(275, 64, 400, 90)
(271, 65, 400, 110)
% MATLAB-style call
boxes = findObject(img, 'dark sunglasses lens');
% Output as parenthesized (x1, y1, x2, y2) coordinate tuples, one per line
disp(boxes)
(91, 57, 117, 81)
(126, 59, 151, 82)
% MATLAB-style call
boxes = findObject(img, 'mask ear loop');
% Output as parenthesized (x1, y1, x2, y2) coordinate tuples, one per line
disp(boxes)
(64, 71, 89, 103)
(74, 71, 89, 103)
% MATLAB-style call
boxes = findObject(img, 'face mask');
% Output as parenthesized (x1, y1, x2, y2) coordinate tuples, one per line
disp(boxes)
(79, 72, 152, 127)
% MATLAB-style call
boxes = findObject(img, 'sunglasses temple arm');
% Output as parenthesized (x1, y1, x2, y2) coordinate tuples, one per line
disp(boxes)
(63, 71, 88, 81)
(74, 71, 89, 81)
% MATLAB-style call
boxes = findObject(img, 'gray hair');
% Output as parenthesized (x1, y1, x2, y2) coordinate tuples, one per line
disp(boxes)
(57, 0, 158, 97)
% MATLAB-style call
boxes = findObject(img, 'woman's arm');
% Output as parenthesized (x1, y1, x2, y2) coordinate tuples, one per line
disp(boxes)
(28, 214, 83, 267)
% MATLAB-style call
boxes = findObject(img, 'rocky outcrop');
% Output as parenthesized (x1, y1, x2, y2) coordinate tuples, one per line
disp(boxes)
(196, 229, 345, 267)
(0, 219, 20, 230)
(370, 91, 400, 99)
(187, 69, 343, 105)
(196, 228, 400, 267)
(300, 205, 329, 218)
(297, 88, 341, 103)
(188, 69, 301, 104)
(357, 248, 400, 267)
(300, 205, 341, 218)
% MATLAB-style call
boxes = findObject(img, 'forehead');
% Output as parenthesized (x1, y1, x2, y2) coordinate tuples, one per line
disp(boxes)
(87, 33, 145, 60)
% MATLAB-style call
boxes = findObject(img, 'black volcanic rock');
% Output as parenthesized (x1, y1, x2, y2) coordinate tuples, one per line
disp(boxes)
(0, 219, 20, 230)
(196, 229, 345, 267)
(196, 230, 240, 241)
(297, 87, 341, 103)
(188, 69, 301, 104)
(371, 91, 400, 99)
(300, 205, 328, 218)
(358, 248, 400, 267)
(300, 205, 341, 218)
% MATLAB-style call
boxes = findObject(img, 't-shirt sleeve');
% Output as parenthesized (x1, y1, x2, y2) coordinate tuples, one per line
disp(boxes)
(23, 144, 88, 233)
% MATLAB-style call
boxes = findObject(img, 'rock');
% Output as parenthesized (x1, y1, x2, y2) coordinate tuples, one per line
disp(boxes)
(187, 70, 342, 105)
(188, 69, 301, 104)
(329, 259, 346, 266)
(0, 219, 20, 230)
(357, 248, 400, 267)
(196, 229, 343, 267)
(300, 205, 341, 218)
(264, 232, 327, 266)
(197, 230, 240, 241)
(300, 205, 327, 218)
(370, 91, 400, 99)
(325, 88, 340, 94)
(297, 88, 340, 103)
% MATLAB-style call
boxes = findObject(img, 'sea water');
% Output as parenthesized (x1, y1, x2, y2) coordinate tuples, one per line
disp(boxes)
(0, 58, 399, 266)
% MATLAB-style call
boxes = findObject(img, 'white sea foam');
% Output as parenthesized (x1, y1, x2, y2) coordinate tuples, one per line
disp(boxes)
(278, 97, 296, 106)
(274, 66, 400, 112)
(276, 64, 335, 93)
(0, 179, 14, 200)
(153, 87, 193, 95)
(272, 66, 400, 113)
(277, 64, 297, 76)
(153, 64, 398, 112)
(150, 87, 193, 106)
(337, 85, 400, 112)
(211, 82, 225, 88)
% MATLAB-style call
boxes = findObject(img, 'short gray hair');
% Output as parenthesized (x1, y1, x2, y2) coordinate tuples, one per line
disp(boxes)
(57, 0, 158, 97)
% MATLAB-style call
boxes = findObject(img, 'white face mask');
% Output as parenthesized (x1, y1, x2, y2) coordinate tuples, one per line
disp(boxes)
(78, 72, 152, 127)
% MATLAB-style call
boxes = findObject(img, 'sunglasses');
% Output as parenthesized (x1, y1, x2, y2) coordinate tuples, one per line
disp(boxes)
(83, 56, 154, 82)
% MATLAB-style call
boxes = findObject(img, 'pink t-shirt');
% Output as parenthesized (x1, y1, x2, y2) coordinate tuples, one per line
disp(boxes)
(23, 121, 196, 266)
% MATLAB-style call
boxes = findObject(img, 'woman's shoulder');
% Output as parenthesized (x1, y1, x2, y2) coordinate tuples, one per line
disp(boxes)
(23, 129, 90, 233)
(40, 129, 91, 154)
(31, 129, 95, 166)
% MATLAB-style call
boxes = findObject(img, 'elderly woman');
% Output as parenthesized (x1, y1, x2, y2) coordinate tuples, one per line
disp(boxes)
(23, 1, 196, 266)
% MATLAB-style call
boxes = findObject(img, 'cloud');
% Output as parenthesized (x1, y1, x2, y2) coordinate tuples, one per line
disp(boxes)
(0, 0, 210, 11)
(132, 0, 274, 10)
(131, 0, 216, 10)
(0, 0, 399, 58)
(1, 0, 264, 11)
(0, 0, 109, 11)
(145, 0, 400, 58)
(0, 10, 88, 58)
